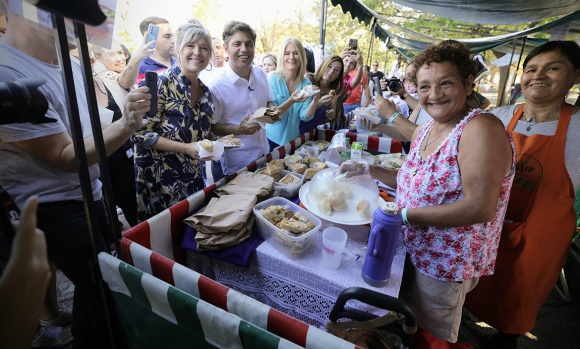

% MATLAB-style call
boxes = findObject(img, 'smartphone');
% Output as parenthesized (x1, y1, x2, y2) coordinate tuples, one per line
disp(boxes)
(372, 77, 382, 98)
(146, 24, 160, 51)
(0, 185, 19, 267)
(145, 71, 158, 117)
(348, 38, 358, 51)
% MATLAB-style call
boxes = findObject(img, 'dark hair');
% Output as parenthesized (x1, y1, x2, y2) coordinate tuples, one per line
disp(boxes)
(312, 55, 345, 96)
(223, 21, 256, 45)
(410, 40, 477, 85)
(139, 16, 169, 35)
(120, 43, 131, 64)
(304, 47, 315, 74)
(523, 40, 580, 70)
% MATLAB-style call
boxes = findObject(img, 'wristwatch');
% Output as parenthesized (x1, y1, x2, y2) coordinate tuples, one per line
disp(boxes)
(399, 94, 406, 100)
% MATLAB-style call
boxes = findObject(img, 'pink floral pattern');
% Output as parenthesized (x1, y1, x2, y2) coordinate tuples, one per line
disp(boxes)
(396, 110, 515, 281)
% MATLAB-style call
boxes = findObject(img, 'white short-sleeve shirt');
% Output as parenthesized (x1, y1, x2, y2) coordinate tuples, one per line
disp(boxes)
(208, 64, 274, 175)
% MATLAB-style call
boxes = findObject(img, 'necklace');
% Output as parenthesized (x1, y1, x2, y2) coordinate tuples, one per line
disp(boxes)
(285, 77, 298, 88)
(422, 113, 464, 151)
(522, 105, 562, 131)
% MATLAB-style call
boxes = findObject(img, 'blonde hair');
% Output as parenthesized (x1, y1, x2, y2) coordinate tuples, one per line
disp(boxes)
(175, 21, 213, 66)
(275, 38, 307, 84)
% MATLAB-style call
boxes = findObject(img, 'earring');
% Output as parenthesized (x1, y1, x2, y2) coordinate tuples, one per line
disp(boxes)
(205, 62, 213, 71)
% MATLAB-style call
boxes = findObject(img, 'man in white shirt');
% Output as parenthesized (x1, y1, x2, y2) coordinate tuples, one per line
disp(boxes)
(208, 21, 274, 181)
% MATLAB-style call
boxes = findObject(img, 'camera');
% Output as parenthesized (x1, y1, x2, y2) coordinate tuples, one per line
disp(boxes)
(0, 79, 54, 125)
(386, 77, 403, 93)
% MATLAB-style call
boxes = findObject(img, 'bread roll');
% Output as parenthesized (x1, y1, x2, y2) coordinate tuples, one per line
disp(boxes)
(200, 139, 213, 152)
(356, 199, 371, 219)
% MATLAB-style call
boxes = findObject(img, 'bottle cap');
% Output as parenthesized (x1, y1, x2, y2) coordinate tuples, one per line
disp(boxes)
(380, 201, 398, 214)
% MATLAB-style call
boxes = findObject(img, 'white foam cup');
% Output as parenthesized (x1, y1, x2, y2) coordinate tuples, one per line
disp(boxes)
(321, 227, 348, 269)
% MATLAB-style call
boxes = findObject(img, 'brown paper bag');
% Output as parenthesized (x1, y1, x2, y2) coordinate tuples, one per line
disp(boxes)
(249, 107, 281, 124)
(184, 193, 257, 231)
(215, 171, 274, 198)
(195, 216, 255, 251)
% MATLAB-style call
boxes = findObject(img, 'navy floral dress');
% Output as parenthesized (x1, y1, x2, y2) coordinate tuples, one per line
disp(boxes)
(132, 66, 213, 222)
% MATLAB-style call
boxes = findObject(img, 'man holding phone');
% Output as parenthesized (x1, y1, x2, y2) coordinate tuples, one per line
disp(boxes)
(370, 61, 387, 93)
(136, 16, 176, 84)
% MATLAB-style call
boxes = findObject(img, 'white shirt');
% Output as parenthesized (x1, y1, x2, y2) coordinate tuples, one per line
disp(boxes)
(199, 66, 226, 85)
(208, 64, 274, 175)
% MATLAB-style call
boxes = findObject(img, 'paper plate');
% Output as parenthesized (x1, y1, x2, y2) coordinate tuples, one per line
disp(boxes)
(299, 181, 378, 225)
(217, 140, 245, 148)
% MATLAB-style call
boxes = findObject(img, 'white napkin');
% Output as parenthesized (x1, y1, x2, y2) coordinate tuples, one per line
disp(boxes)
(297, 85, 321, 98)
(198, 141, 225, 161)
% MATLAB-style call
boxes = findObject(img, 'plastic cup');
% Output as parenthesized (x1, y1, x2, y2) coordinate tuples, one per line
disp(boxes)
(321, 227, 348, 269)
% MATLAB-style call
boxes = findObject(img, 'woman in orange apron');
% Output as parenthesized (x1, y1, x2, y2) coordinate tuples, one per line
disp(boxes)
(465, 41, 580, 344)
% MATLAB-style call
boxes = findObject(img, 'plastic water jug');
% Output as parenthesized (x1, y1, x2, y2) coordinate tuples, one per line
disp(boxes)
(361, 201, 402, 287)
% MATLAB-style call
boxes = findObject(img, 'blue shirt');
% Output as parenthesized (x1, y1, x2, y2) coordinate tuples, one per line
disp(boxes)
(266, 72, 313, 146)
(136, 56, 177, 84)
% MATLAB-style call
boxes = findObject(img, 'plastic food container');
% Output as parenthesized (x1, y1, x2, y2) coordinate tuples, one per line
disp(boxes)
(273, 170, 304, 199)
(253, 197, 321, 260)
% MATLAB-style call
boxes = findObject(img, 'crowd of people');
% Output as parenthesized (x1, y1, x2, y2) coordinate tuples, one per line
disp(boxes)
(0, 0, 579, 347)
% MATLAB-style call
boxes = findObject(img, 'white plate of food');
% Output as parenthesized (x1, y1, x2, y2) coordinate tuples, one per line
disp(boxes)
(298, 179, 379, 226)
(216, 135, 245, 148)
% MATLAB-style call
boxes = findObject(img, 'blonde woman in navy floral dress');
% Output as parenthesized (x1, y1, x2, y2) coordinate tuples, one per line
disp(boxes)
(369, 40, 515, 343)
(132, 21, 214, 222)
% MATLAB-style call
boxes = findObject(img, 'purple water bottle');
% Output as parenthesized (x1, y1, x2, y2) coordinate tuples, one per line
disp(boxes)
(361, 202, 402, 287)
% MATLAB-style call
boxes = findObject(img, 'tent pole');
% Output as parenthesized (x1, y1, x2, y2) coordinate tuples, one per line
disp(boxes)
(499, 37, 518, 106)
(52, 15, 118, 347)
(508, 36, 527, 103)
(367, 18, 376, 67)
(383, 37, 390, 74)
(319, 0, 328, 60)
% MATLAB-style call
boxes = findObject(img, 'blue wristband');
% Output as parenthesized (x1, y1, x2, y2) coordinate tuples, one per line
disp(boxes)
(401, 207, 410, 225)
(388, 111, 400, 124)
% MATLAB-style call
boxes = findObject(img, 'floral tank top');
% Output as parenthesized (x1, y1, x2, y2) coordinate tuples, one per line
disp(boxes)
(396, 109, 515, 281)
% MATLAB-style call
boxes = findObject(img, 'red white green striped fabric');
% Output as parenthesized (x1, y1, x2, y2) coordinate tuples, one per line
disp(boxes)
(118, 240, 359, 349)
(99, 252, 305, 349)
(316, 128, 403, 154)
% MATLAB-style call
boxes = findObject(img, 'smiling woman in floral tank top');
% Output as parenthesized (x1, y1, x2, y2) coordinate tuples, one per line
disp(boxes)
(369, 40, 515, 344)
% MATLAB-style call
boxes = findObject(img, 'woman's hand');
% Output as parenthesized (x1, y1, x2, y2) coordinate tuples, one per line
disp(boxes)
(184, 142, 212, 161)
(374, 93, 397, 119)
(184, 142, 200, 159)
(317, 94, 333, 108)
(290, 90, 308, 103)
(121, 86, 151, 130)
(341, 47, 362, 63)
(132, 33, 155, 63)
(325, 109, 336, 120)
(360, 118, 384, 133)
(354, 50, 364, 66)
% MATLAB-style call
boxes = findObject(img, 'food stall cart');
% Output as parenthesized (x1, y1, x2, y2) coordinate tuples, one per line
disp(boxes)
(118, 130, 405, 346)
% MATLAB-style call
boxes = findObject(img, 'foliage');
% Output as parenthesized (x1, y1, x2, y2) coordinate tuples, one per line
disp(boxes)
(113, 0, 576, 72)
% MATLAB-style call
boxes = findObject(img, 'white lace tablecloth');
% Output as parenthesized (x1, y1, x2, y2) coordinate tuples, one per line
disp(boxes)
(187, 231, 406, 328)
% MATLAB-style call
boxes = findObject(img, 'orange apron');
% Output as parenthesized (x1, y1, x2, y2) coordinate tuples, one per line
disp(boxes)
(465, 104, 577, 334)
